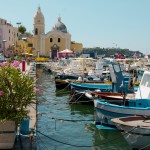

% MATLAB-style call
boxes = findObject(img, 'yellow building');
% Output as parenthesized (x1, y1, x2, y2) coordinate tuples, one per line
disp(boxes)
(33, 7, 83, 59)
(70, 41, 83, 53)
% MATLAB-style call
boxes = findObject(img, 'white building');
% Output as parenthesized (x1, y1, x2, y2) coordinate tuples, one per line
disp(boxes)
(0, 18, 18, 57)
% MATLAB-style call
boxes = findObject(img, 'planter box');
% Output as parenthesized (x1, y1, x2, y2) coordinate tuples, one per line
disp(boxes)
(0, 121, 16, 149)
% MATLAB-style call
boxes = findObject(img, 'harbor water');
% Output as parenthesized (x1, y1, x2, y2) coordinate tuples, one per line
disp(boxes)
(36, 67, 132, 150)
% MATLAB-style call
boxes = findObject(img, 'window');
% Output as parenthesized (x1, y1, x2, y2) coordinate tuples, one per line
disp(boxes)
(50, 38, 53, 42)
(0, 43, 1, 48)
(28, 43, 33, 47)
(58, 38, 61, 42)
(9, 29, 10, 33)
(35, 28, 38, 35)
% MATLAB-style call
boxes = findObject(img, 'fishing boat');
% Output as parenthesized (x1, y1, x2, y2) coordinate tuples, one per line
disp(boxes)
(70, 62, 137, 103)
(70, 82, 112, 91)
(55, 74, 111, 90)
(55, 74, 79, 89)
(111, 116, 150, 150)
(69, 89, 129, 104)
(94, 70, 150, 128)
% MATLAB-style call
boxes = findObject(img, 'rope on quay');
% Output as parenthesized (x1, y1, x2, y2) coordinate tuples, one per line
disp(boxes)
(35, 126, 137, 148)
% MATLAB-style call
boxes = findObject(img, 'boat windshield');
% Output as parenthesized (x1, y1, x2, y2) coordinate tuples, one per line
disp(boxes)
(141, 74, 150, 87)
(114, 64, 120, 72)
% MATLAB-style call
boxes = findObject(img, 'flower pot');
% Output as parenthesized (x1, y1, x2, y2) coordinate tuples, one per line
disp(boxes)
(0, 121, 16, 149)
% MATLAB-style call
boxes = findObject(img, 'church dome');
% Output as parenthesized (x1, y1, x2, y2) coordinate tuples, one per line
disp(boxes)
(53, 17, 67, 33)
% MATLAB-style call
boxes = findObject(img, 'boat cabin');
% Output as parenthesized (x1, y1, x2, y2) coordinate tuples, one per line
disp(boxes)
(135, 71, 150, 99)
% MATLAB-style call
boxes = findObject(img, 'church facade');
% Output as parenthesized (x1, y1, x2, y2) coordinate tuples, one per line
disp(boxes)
(33, 7, 83, 59)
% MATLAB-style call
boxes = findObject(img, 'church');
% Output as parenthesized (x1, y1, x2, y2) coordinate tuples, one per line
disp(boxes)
(33, 7, 83, 59)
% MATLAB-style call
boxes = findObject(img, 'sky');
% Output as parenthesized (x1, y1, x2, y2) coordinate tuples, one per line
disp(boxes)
(0, 0, 150, 54)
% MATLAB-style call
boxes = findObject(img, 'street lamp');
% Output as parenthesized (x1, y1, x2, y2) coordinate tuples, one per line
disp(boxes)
(2, 40, 6, 61)
(37, 50, 40, 58)
(16, 22, 21, 28)
(11, 44, 15, 60)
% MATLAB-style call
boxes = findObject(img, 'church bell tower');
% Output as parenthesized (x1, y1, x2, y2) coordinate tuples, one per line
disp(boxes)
(34, 6, 45, 35)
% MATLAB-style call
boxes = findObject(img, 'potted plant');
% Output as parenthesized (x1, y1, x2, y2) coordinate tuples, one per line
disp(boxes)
(0, 61, 36, 149)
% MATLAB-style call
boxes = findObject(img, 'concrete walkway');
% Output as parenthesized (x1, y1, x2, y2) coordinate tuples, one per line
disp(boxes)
(20, 62, 37, 131)
(14, 62, 37, 149)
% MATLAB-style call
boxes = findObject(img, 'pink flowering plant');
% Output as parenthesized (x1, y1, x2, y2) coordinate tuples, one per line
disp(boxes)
(0, 61, 36, 123)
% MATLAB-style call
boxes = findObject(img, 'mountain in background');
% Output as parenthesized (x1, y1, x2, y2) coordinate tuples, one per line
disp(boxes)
(82, 47, 144, 58)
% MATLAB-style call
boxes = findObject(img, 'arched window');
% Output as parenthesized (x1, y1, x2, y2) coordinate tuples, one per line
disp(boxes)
(58, 38, 61, 42)
(50, 38, 53, 42)
(35, 28, 38, 35)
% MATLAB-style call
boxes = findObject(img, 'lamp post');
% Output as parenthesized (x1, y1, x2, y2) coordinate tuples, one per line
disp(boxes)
(16, 22, 21, 28)
(37, 50, 40, 58)
(11, 44, 15, 60)
(2, 40, 6, 61)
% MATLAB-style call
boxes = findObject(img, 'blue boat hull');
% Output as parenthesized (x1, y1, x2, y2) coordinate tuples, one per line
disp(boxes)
(71, 82, 112, 92)
(94, 99, 150, 128)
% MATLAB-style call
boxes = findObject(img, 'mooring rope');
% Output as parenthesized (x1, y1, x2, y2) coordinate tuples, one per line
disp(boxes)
(139, 143, 150, 150)
(69, 91, 85, 105)
(36, 126, 137, 148)
(55, 83, 71, 94)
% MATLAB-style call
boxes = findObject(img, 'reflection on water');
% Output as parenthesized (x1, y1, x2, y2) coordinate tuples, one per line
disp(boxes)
(36, 68, 132, 150)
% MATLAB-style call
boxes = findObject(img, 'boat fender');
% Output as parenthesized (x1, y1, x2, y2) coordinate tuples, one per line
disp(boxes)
(95, 89, 101, 92)
(78, 76, 82, 81)
(83, 78, 87, 82)
(85, 92, 93, 99)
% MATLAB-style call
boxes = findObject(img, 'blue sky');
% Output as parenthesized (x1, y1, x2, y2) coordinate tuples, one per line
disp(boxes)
(1, 0, 150, 54)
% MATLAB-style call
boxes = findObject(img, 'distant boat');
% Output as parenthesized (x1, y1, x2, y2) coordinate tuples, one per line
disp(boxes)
(111, 116, 150, 150)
